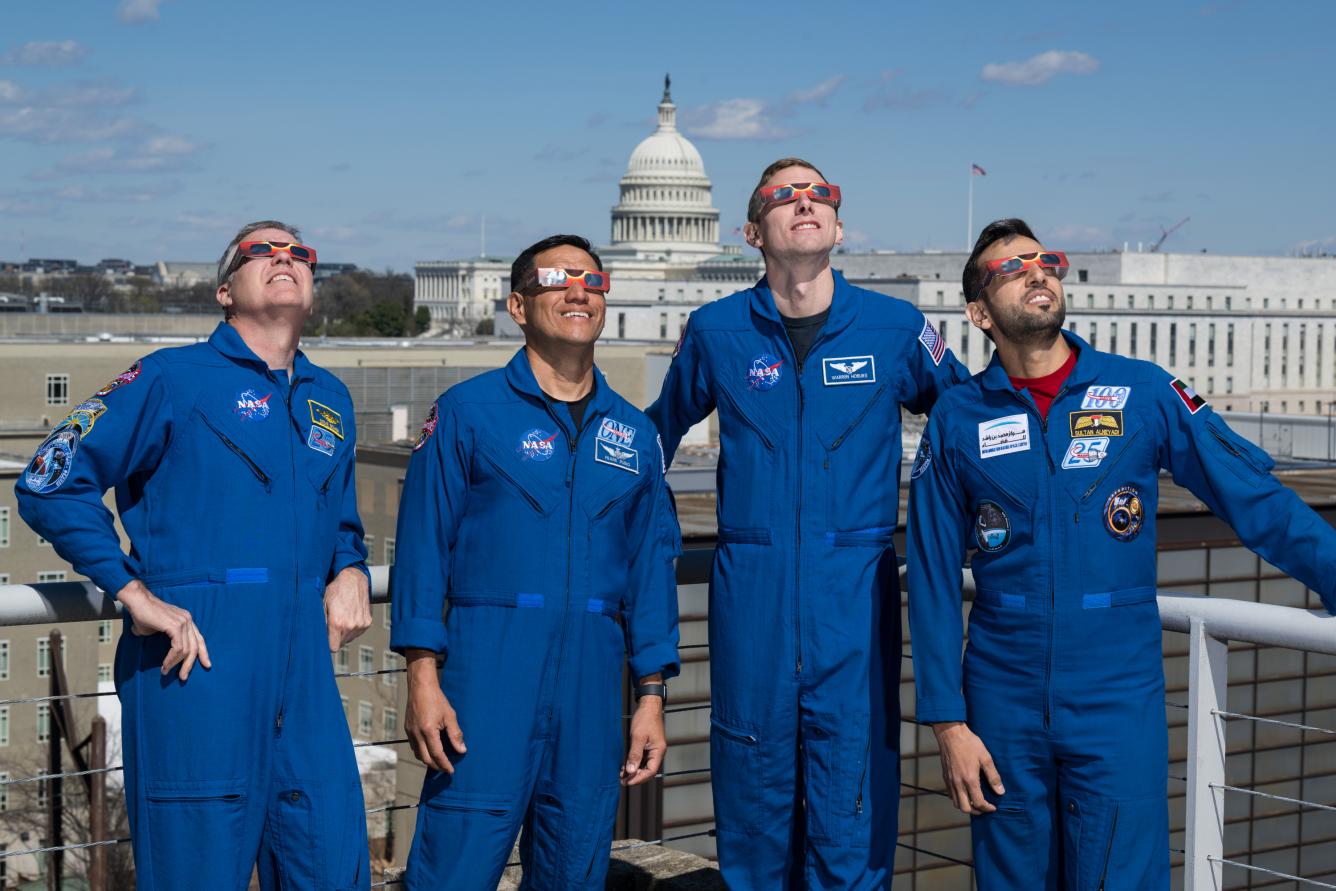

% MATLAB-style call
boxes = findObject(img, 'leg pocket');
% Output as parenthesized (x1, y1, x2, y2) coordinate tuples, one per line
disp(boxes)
(973, 803, 1052, 891)
(1071, 794, 1169, 891)
(406, 792, 515, 891)
(145, 780, 249, 891)
(804, 714, 871, 847)
(272, 780, 368, 891)
(525, 780, 621, 890)
(710, 715, 764, 835)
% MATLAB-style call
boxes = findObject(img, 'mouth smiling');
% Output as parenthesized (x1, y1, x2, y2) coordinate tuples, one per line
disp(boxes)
(1025, 289, 1056, 306)
(791, 221, 820, 232)
(270, 273, 296, 284)
(561, 311, 591, 319)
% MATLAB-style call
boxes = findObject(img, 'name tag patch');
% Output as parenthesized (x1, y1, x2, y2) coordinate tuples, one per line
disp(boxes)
(1081, 385, 1131, 410)
(308, 400, 344, 440)
(1069, 410, 1123, 437)
(594, 438, 639, 474)
(978, 414, 1030, 459)
(1062, 436, 1109, 469)
(822, 355, 876, 386)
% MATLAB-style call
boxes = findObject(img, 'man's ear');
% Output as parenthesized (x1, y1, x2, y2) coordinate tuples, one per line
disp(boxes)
(965, 299, 991, 332)
(216, 282, 232, 311)
(834, 218, 844, 248)
(507, 291, 527, 328)
(743, 221, 762, 250)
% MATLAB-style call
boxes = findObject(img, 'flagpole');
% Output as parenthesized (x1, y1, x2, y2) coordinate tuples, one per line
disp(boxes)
(967, 165, 974, 251)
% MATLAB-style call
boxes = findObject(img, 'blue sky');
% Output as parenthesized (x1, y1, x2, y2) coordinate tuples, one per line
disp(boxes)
(2, 0, 1334, 272)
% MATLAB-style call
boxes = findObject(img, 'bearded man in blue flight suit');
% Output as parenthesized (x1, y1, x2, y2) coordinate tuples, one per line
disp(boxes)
(908, 218, 1336, 890)
(15, 220, 374, 890)
(648, 158, 967, 889)
(391, 234, 681, 890)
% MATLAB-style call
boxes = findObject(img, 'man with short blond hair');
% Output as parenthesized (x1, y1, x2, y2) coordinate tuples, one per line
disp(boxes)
(650, 159, 967, 888)
(17, 220, 372, 890)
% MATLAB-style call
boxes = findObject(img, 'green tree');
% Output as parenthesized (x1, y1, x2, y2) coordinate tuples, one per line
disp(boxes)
(414, 305, 431, 334)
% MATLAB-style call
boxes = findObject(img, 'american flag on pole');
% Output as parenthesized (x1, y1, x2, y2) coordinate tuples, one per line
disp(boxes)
(919, 319, 947, 366)
(972, 164, 987, 176)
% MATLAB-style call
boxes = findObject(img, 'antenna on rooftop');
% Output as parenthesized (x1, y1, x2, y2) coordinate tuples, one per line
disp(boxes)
(1150, 217, 1190, 253)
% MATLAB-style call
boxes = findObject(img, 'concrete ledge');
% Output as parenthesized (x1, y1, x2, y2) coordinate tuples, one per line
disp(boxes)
(497, 840, 724, 889)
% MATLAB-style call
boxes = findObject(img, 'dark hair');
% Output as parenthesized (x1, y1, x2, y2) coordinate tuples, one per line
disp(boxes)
(510, 234, 603, 294)
(963, 218, 1038, 303)
(746, 157, 837, 223)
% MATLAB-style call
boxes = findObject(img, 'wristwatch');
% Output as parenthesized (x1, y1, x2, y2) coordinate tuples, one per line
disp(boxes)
(634, 682, 668, 705)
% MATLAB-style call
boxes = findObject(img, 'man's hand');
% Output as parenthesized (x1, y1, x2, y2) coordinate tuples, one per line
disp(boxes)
(933, 721, 1005, 815)
(622, 681, 667, 786)
(117, 579, 211, 682)
(323, 566, 372, 653)
(404, 650, 466, 773)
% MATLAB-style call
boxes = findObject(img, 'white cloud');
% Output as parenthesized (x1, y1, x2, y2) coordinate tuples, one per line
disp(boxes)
(0, 107, 138, 143)
(981, 50, 1100, 86)
(0, 80, 20, 101)
(684, 98, 793, 141)
(30, 135, 201, 176)
(786, 75, 846, 107)
(0, 40, 87, 66)
(118, 0, 172, 23)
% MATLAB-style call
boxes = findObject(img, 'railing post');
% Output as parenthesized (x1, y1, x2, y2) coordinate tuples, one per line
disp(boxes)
(89, 716, 107, 891)
(1184, 616, 1227, 891)
(47, 631, 64, 891)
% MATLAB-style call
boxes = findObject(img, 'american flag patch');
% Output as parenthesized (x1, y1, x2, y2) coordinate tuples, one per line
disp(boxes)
(919, 319, 946, 366)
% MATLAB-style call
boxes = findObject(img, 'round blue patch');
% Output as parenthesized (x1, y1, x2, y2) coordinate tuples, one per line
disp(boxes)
(518, 428, 558, 462)
(1104, 485, 1144, 541)
(26, 429, 78, 494)
(747, 353, 783, 391)
(975, 500, 1011, 552)
(234, 388, 273, 421)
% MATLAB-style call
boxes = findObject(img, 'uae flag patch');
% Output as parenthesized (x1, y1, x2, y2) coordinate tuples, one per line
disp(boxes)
(1170, 377, 1207, 414)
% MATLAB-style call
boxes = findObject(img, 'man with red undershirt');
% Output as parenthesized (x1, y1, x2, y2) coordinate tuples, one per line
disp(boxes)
(905, 218, 1336, 889)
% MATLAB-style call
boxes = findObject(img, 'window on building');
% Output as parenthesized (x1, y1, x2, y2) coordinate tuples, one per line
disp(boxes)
(37, 638, 50, 678)
(936, 290, 944, 305)
(1110, 322, 1118, 355)
(1189, 323, 1197, 367)
(359, 646, 374, 675)
(1089, 322, 1098, 350)
(1227, 326, 1234, 368)
(1170, 323, 1177, 367)
(98, 620, 113, 644)
(960, 327, 968, 362)
(0, 506, 8, 547)
(37, 703, 50, 743)
(98, 663, 112, 683)
(1078, 269, 1088, 282)
(1187, 295, 1194, 309)
(1148, 294, 1155, 309)
(1150, 323, 1158, 356)
(0, 705, 7, 746)
(0, 772, 7, 811)
(1226, 296, 1232, 310)
(659, 313, 668, 340)
(37, 571, 66, 583)
(0, 574, 7, 584)
(336, 647, 349, 674)
(617, 313, 626, 339)
(1208, 324, 1216, 368)
(357, 702, 373, 739)
(1167, 295, 1174, 310)
(1107, 294, 1115, 309)
(383, 707, 399, 738)
(1207, 295, 1213, 310)
(383, 604, 391, 631)
(46, 373, 69, 407)
(1263, 297, 1270, 309)
(1126, 294, 1134, 309)
(363, 535, 375, 564)
(1087, 294, 1095, 308)
(340, 695, 349, 718)
(1130, 323, 1138, 357)
(383, 651, 400, 687)
(384, 538, 395, 566)
(0, 641, 8, 681)
(1264, 324, 1271, 378)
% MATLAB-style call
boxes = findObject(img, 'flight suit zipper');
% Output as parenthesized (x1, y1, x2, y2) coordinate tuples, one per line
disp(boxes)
(781, 329, 812, 677)
(855, 735, 871, 816)
(199, 414, 272, 490)
(1097, 806, 1120, 890)
(545, 403, 590, 723)
(276, 371, 302, 737)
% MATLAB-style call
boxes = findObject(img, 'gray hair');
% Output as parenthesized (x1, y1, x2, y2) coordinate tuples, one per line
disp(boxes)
(217, 219, 302, 288)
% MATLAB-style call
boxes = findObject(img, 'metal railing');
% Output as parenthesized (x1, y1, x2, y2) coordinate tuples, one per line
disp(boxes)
(3, 568, 1335, 889)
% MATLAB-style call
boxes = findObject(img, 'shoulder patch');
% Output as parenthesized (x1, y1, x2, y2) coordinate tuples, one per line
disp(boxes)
(94, 360, 142, 397)
(911, 434, 933, 479)
(1170, 377, 1207, 414)
(414, 403, 439, 451)
(918, 319, 946, 366)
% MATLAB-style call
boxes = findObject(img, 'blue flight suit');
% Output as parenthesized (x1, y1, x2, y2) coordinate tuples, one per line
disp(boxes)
(390, 348, 681, 891)
(908, 331, 1336, 890)
(648, 271, 966, 889)
(14, 323, 371, 890)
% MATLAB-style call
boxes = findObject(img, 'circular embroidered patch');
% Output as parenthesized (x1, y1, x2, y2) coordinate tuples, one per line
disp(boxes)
(26, 429, 78, 494)
(975, 500, 1011, 552)
(1104, 485, 1144, 541)
(746, 353, 783, 391)
(234, 388, 273, 421)
(911, 435, 933, 480)
(518, 428, 558, 462)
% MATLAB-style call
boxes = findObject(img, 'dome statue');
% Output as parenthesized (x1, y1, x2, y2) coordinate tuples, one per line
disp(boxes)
(608, 75, 721, 261)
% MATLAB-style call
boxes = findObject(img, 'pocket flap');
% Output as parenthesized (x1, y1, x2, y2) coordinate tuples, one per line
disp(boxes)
(146, 777, 246, 800)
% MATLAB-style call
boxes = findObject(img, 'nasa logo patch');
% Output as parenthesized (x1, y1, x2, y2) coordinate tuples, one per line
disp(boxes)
(747, 353, 783, 391)
(975, 500, 1012, 552)
(518, 428, 558, 462)
(234, 388, 273, 421)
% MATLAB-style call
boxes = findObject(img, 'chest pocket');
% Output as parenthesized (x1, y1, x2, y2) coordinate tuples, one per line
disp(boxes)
(477, 433, 558, 516)
(715, 377, 779, 452)
(195, 404, 273, 491)
(817, 383, 897, 529)
(959, 450, 1035, 557)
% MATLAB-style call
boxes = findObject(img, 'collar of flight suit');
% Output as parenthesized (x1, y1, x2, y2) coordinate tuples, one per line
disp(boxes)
(502, 346, 619, 424)
(748, 267, 861, 341)
(208, 321, 318, 384)
(978, 328, 1100, 396)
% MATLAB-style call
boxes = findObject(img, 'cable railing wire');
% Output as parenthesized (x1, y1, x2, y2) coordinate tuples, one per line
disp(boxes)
(0, 688, 116, 708)
(1213, 857, 1336, 889)
(1216, 783, 1336, 814)
(1214, 709, 1336, 736)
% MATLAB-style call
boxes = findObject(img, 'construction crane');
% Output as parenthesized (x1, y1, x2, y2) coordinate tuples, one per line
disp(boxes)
(1150, 217, 1190, 252)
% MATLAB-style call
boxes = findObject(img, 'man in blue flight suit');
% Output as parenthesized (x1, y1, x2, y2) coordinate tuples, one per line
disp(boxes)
(908, 218, 1336, 889)
(15, 221, 374, 889)
(648, 158, 967, 889)
(391, 234, 681, 890)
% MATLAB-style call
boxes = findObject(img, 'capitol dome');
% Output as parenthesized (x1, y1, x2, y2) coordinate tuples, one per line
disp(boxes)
(609, 76, 721, 259)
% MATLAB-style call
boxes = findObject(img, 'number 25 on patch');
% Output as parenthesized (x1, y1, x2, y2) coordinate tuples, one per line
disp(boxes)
(1062, 436, 1109, 470)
